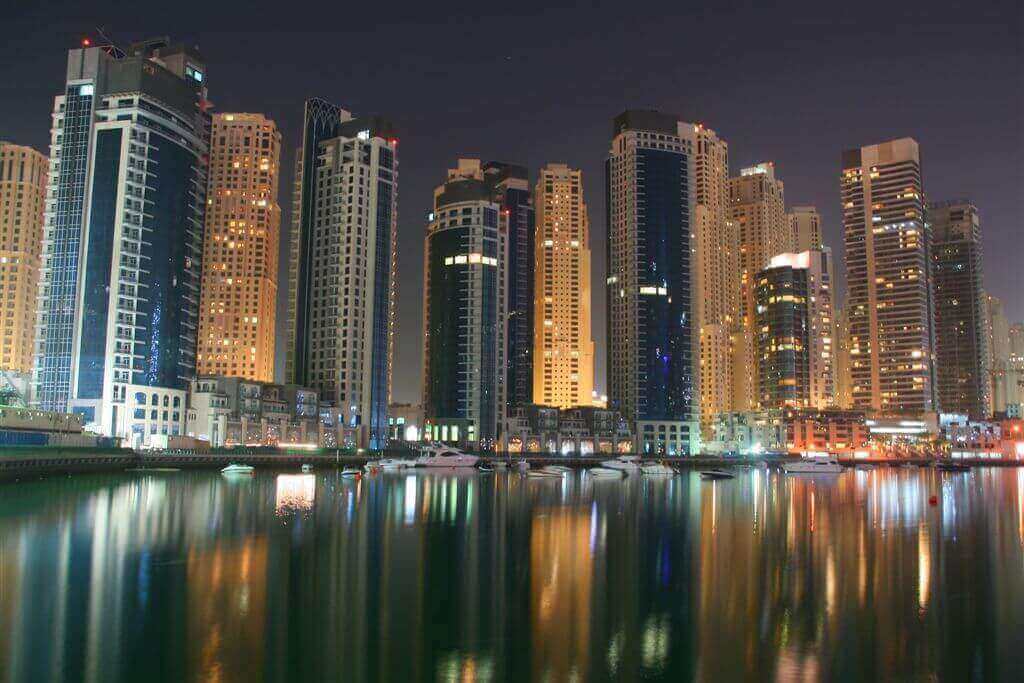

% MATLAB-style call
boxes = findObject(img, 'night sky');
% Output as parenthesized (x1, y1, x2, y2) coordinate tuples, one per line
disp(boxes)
(2, 0, 1020, 402)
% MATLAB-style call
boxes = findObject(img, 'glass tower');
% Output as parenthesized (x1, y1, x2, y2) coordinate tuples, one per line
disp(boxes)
(33, 38, 210, 446)
(605, 111, 697, 455)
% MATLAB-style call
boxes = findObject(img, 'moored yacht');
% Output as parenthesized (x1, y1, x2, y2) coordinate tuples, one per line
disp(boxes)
(587, 467, 625, 478)
(601, 455, 641, 472)
(640, 463, 677, 475)
(782, 457, 843, 474)
(221, 463, 254, 475)
(415, 444, 480, 468)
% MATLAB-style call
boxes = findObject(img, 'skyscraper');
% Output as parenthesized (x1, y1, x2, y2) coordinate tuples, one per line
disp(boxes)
(754, 250, 835, 410)
(0, 143, 46, 375)
(684, 123, 738, 431)
(533, 163, 593, 409)
(197, 113, 281, 383)
(606, 111, 697, 455)
(728, 162, 790, 411)
(789, 205, 823, 251)
(754, 257, 810, 408)
(284, 99, 397, 448)
(929, 200, 989, 418)
(985, 293, 1010, 413)
(833, 305, 854, 409)
(33, 38, 210, 445)
(841, 138, 936, 414)
(483, 162, 534, 414)
(422, 159, 508, 448)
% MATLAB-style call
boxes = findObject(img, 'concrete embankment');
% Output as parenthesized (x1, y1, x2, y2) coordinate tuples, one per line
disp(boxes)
(1, 447, 1020, 481)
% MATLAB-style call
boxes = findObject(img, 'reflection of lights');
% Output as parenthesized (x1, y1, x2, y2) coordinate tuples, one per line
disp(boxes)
(278, 442, 318, 450)
(404, 475, 417, 525)
(641, 614, 670, 671)
(607, 631, 623, 675)
(275, 475, 315, 514)
(918, 523, 931, 611)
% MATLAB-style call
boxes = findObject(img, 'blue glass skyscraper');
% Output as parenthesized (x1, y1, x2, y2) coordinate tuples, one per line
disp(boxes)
(33, 38, 209, 446)
(605, 111, 697, 455)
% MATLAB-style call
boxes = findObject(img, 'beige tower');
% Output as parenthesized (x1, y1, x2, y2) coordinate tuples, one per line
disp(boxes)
(680, 124, 738, 429)
(533, 164, 594, 409)
(789, 205, 823, 251)
(197, 114, 281, 382)
(0, 143, 47, 375)
(841, 138, 935, 414)
(833, 305, 854, 408)
(728, 162, 789, 410)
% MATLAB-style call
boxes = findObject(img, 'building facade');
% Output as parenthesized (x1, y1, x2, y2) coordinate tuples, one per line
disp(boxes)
(789, 205, 823, 251)
(503, 404, 632, 455)
(284, 99, 398, 448)
(684, 123, 738, 432)
(422, 159, 508, 448)
(186, 375, 325, 448)
(484, 162, 534, 415)
(532, 163, 594, 409)
(841, 138, 936, 414)
(833, 305, 854, 408)
(0, 143, 47, 375)
(197, 113, 281, 382)
(33, 38, 210, 447)
(929, 200, 989, 418)
(728, 162, 790, 412)
(605, 111, 697, 455)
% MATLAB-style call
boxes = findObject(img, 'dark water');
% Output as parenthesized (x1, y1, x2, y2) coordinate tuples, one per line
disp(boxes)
(1, 466, 1022, 682)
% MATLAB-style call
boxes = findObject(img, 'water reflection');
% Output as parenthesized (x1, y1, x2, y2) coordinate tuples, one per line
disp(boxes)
(0, 468, 1021, 681)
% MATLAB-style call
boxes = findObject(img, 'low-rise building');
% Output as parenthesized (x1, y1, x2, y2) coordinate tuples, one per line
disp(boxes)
(186, 375, 355, 448)
(502, 405, 632, 455)
(388, 402, 423, 442)
(785, 408, 869, 456)
(705, 411, 786, 456)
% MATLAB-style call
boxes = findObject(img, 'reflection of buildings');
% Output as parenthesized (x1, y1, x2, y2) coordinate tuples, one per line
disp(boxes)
(187, 539, 268, 681)
(531, 509, 593, 680)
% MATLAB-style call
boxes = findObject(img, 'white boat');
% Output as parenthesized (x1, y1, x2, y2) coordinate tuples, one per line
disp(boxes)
(415, 445, 480, 468)
(527, 469, 563, 479)
(340, 468, 362, 477)
(221, 463, 254, 475)
(640, 463, 676, 475)
(377, 458, 417, 469)
(301, 464, 313, 473)
(601, 455, 641, 472)
(587, 467, 625, 478)
(782, 457, 843, 474)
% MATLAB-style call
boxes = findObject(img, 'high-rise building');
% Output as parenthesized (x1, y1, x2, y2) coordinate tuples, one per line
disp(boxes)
(728, 162, 790, 411)
(0, 143, 47, 375)
(33, 38, 210, 445)
(753, 250, 835, 409)
(929, 200, 989, 418)
(833, 305, 854, 408)
(483, 162, 534, 414)
(754, 257, 809, 408)
(841, 138, 936, 414)
(284, 99, 397, 448)
(422, 159, 508, 448)
(532, 163, 593, 409)
(197, 113, 281, 383)
(605, 111, 697, 455)
(1008, 323, 1024, 415)
(684, 123, 738, 430)
(789, 205, 823, 251)
(985, 293, 1009, 414)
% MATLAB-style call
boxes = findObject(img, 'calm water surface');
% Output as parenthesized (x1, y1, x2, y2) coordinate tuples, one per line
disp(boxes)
(1, 466, 1022, 682)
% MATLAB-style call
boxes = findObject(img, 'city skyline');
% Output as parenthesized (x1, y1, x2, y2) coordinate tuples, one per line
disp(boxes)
(1, 1, 1020, 406)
